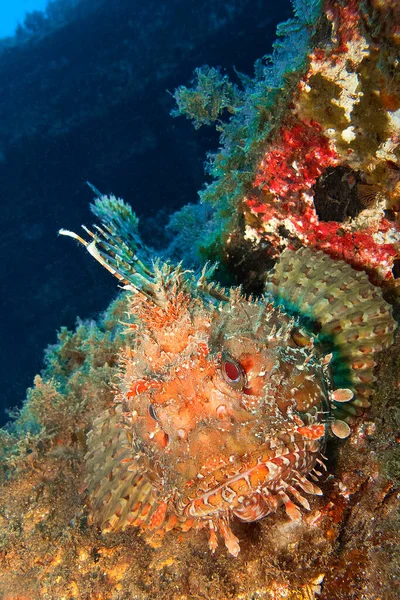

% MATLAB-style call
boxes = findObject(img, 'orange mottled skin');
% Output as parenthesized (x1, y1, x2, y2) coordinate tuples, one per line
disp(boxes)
(85, 272, 329, 556)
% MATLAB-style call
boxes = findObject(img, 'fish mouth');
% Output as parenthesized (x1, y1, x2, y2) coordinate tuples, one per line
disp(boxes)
(178, 433, 322, 520)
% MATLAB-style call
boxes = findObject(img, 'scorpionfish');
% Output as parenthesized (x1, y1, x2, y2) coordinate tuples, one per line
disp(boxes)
(61, 195, 396, 556)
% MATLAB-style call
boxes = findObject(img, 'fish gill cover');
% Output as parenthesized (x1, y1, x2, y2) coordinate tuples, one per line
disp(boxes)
(0, 1, 399, 599)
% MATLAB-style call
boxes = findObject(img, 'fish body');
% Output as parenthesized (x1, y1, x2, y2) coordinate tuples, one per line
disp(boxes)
(61, 196, 396, 556)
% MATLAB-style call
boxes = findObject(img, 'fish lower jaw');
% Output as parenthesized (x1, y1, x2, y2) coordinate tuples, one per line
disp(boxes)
(172, 448, 323, 557)
(179, 447, 319, 521)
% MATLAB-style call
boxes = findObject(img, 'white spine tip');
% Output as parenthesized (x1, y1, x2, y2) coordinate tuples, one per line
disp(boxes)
(330, 388, 354, 403)
(331, 419, 351, 439)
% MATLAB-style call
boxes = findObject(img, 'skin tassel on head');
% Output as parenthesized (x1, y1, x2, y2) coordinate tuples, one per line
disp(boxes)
(60, 194, 396, 556)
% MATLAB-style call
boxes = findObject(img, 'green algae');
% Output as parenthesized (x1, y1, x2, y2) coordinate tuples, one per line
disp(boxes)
(299, 72, 347, 131)
(0, 295, 129, 478)
(171, 66, 241, 129)
(350, 53, 390, 158)
(169, 0, 324, 266)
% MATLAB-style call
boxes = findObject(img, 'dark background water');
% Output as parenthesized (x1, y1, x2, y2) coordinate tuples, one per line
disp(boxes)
(0, 0, 292, 427)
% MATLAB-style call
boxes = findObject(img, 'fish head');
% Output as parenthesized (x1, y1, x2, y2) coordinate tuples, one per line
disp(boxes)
(119, 288, 329, 527)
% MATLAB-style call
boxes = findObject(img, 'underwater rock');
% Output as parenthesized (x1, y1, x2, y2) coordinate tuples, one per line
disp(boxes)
(245, 0, 400, 293)
(172, 0, 400, 298)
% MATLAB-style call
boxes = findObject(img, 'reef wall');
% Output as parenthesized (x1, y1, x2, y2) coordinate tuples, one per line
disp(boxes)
(171, 0, 400, 300)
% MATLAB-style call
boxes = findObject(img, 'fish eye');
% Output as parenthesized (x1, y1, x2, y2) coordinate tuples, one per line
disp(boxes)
(291, 326, 313, 348)
(221, 357, 245, 389)
(148, 403, 158, 421)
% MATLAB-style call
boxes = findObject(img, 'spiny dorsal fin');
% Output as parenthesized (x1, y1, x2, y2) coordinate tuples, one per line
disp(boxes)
(60, 194, 224, 308)
(60, 194, 177, 305)
(197, 263, 230, 301)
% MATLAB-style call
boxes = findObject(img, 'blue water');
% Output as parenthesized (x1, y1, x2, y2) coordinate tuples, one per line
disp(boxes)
(0, 0, 48, 38)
